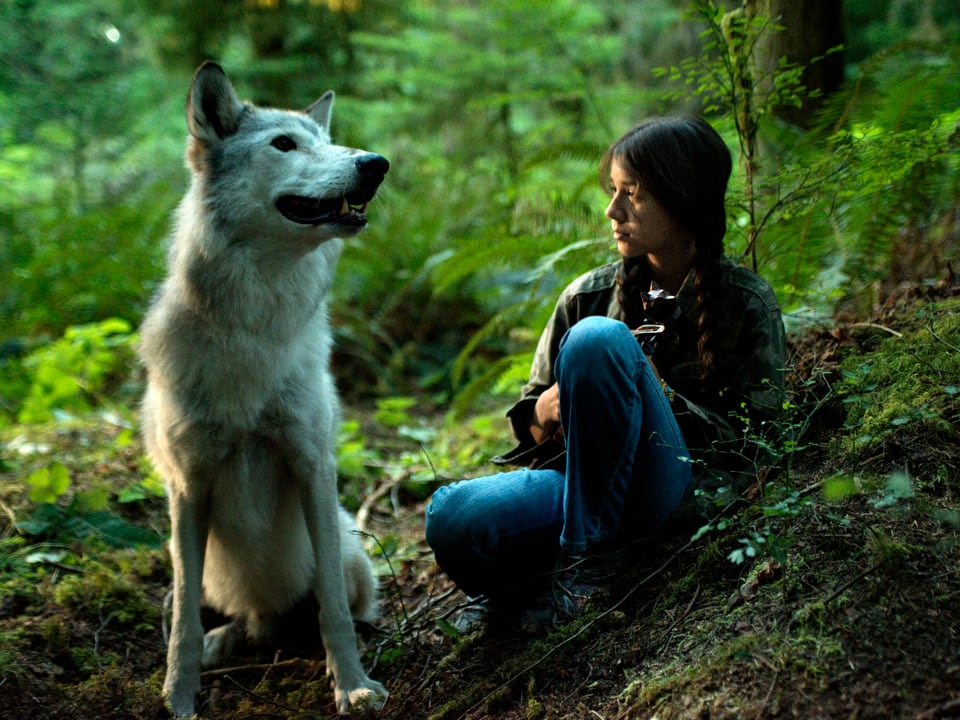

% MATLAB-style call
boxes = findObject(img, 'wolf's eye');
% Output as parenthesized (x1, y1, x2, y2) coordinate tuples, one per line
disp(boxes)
(271, 135, 297, 152)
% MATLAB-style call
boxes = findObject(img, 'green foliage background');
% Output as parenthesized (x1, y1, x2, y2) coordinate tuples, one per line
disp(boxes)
(0, 7, 957, 717)
(1, 0, 958, 424)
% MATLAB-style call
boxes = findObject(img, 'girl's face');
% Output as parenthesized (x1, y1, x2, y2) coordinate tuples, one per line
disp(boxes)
(604, 159, 693, 262)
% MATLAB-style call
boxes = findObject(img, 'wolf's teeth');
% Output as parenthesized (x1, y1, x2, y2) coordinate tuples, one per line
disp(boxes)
(340, 198, 350, 215)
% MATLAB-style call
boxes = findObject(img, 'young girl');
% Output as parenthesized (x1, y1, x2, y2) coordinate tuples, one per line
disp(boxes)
(426, 117, 787, 624)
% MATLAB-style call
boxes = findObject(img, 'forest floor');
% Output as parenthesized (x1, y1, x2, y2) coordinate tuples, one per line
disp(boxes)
(1, 286, 959, 720)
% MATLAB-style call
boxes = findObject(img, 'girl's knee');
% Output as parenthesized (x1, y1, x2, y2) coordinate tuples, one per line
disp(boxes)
(424, 483, 461, 551)
(558, 316, 637, 375)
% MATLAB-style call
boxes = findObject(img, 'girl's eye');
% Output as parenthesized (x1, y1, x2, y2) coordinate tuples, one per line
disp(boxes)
(271, 135, 297, 152)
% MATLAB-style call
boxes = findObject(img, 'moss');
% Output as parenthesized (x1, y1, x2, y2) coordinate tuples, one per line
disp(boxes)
(51, 557, 160, 631)
(623, 632, 766, 710)
(836, 298, 960, 449)
(0, 627, 28, 678)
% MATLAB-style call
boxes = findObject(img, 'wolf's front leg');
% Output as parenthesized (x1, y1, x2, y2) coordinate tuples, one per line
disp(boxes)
(295, 449, 388, 715)
(163, 487, 209, 719)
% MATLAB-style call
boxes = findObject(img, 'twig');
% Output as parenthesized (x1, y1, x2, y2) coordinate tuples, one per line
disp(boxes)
(396, 584, 459, 633)
(356, 529, 410, 631)
(201, 657, 306, 678)
(0, 499, 17, 539)
(93, 609, 115, 654)
(356, 478, 403, 532)
(760, 668, 780, 712)
(656, 583, 701, 652)
(848, 322, 903, 337)
(822, 562, 882, 606)
(219, 673, 301, 713)
(928, 324, 960, 354)
(39, 560, 85, 575)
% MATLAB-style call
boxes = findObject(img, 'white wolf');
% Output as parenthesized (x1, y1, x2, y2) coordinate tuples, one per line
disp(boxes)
(139, 61, 389, 718)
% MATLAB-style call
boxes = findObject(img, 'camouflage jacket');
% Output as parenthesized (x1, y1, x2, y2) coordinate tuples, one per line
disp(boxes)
(497, 255, 788, 518)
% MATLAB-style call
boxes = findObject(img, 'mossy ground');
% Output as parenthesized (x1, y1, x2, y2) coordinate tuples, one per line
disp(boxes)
(1, 290, 958, 720)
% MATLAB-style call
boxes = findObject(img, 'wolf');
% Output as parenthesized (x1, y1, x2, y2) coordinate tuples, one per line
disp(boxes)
(139, 61, 389, 718)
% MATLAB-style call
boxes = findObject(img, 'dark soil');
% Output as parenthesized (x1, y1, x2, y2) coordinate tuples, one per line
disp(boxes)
(1, 291, 958, 720)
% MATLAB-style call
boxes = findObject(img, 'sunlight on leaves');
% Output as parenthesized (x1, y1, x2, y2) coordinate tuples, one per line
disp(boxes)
(26, 463, 71, 504)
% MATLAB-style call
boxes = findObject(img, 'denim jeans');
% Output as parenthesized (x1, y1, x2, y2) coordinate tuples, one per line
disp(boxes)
(425, 316, 693, 599)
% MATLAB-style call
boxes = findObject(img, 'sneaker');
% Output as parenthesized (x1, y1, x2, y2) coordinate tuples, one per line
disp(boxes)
(549, 549, 623, 622)
(446, 595, 532, 635)
(447, 596, 497, 635)
(446, 584, 562, 636)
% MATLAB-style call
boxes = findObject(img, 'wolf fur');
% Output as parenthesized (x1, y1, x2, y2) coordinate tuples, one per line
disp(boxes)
(139, 61, 389, 717)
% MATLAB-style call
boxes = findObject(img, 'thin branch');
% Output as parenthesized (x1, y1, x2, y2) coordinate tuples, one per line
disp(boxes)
(822, 562, 883, 606)
(848, 323, 903, 338)
(356, 477, 403, 532)
(201, 657, 306, 678)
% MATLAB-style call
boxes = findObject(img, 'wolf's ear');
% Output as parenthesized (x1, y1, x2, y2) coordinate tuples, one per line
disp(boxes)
(187, 61, 245, 142)
(305, 91, 334, 133)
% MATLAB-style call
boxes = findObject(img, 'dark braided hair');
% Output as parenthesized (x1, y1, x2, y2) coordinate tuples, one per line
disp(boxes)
(599, 117, 732, 379)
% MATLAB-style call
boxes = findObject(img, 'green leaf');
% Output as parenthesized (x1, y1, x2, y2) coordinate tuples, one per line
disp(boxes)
(435, 617, 462, 641)
(73, 486, 110, 513)
(26, 463, 71, 504)
(62, 511, 163, 549)
(16, 519, 52, 536)
(16, 503, 63, 536)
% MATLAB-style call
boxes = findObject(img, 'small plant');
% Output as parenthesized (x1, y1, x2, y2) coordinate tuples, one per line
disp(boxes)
(17, 461, 163, 550)
(654, 0, 837, 270)
(338, 418, 382, 481)
(17, 501, 164, 549)
(16, 318, 137, 424)
(374, 396, 417, 428)
(25, 462, 71, 504)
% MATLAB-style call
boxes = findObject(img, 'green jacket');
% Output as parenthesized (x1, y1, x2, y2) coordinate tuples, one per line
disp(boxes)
(499, 256, 788, 518)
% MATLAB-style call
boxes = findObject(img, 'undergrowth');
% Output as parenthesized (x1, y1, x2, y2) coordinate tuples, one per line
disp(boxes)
(835, 298, 960, 452)
(0, 293, 958, 718)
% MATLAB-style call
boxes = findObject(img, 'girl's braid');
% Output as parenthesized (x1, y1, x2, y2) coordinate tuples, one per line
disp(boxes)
(692, 252, 725, 380)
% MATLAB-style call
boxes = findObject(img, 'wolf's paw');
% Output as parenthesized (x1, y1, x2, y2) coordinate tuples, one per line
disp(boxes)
(334, 679, 389, 716)
(201, 622, 240, 668)
(163, 672, 200, 719)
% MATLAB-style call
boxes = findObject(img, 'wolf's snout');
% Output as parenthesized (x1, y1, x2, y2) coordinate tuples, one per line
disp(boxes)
(346, 153, 388, 206)
(355, 153, 389, 181)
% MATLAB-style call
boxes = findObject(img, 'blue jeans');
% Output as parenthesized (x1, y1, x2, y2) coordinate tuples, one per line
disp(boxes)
(425, 316, 693, 599)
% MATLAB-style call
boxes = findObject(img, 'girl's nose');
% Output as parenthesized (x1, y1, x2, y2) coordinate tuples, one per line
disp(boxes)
(604, 196, 621, 221)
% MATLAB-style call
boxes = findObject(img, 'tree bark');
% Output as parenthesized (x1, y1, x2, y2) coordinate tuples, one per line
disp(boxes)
(750, 0, 845, 127)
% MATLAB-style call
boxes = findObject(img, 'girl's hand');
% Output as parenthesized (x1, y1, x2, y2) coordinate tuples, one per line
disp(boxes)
(531, 383, 561, 443)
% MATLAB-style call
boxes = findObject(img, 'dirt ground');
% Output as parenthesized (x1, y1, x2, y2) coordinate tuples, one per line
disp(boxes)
(1, 292, 958, 720)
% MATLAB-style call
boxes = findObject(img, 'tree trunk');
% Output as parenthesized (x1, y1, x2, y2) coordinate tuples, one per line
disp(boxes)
(750, 0, 845, 127)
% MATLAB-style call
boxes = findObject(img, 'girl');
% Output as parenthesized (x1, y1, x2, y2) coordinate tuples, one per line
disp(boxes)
(426, 117, 787, 625)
